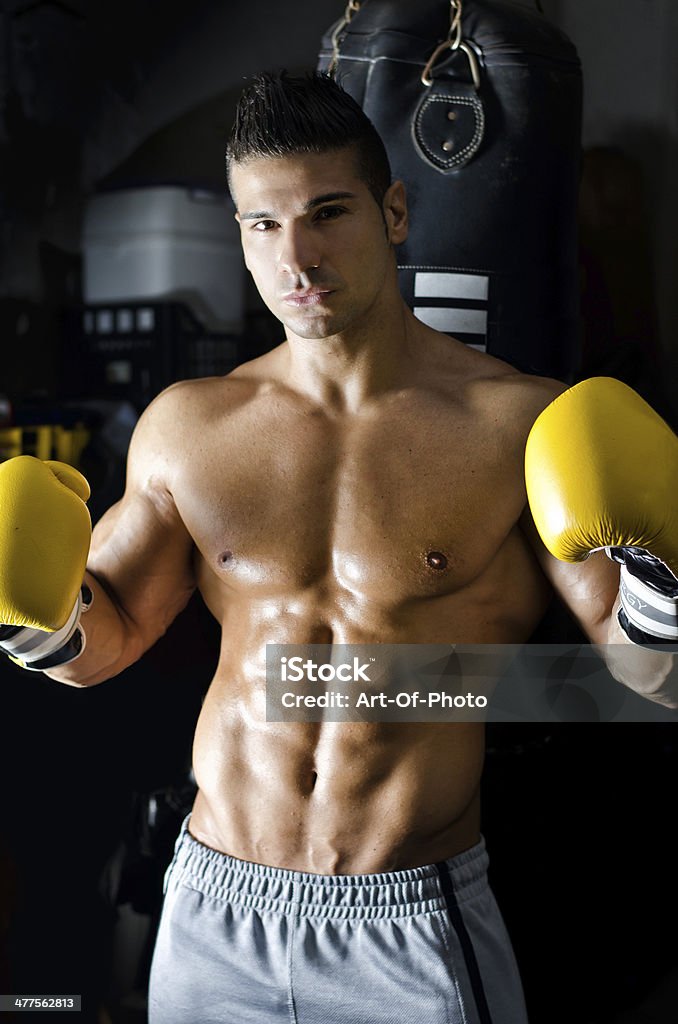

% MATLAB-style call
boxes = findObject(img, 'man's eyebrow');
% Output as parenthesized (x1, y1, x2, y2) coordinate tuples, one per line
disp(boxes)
(239, 209, 274, 221)
(239, 191, 357, 221)
(304, 191, 357, 210)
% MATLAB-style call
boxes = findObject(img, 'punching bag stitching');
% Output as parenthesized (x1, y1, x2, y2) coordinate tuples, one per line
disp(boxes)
(413, 94, 484, 171)
(399, 264, 494, 275)
(414, 95, 484, 167)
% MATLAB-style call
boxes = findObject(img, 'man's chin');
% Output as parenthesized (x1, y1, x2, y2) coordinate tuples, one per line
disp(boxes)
(282, 313, 347, 341)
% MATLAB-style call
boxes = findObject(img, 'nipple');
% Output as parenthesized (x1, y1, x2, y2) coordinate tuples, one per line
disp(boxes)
(426, 550, 448, 571)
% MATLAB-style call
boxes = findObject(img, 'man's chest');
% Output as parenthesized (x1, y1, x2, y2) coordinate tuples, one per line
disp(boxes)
(173, 404, 527, 601)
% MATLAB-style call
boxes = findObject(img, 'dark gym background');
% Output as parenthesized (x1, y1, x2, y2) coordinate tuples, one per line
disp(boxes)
(1, 2, 677, 1022)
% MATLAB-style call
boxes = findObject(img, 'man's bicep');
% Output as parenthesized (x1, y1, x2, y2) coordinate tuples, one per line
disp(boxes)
(519, 505, 620, 644)
(89, 487, 195, 630)
(86, 394, 197, 647)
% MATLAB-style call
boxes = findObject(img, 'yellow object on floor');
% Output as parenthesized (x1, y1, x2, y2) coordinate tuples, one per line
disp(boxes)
(0, 424, 90, 468)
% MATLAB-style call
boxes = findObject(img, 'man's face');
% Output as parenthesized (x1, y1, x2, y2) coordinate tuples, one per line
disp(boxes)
(231, 148, 407, 342)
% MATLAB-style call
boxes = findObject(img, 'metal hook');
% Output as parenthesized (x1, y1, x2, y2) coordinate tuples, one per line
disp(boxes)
(421, 39, 481, 90)
(328, 0, 362, 77)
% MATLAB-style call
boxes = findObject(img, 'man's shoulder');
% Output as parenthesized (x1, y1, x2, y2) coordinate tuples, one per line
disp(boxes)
(141, 345, 287, 427)
(442, 342, 566, 416)
(423, 338, 567, 448)
(478, 362, 566, 412)
(124, 358, 283, 496)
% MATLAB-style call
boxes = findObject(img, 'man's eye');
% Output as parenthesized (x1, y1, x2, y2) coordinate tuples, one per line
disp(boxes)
(253, 220, 277, 232)
(316, 206, 346, 221)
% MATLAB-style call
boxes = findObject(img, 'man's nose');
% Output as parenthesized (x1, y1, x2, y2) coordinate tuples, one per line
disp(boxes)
(278, 223, 321, 276)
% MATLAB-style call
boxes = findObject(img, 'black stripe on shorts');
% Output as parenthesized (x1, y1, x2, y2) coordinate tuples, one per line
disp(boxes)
(436, 859, 493, 1024)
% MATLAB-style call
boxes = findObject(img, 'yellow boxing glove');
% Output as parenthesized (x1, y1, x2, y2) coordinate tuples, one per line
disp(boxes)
(0, 456, 92, 670)
(525, 377, 678, 645)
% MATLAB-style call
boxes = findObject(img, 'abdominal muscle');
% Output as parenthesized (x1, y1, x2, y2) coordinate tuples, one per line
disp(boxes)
(188, 543, 548, 875)
(190, 687, 486, 874)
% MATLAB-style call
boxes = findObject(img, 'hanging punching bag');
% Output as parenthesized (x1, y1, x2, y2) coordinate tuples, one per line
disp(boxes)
(317, 0, 583, 381)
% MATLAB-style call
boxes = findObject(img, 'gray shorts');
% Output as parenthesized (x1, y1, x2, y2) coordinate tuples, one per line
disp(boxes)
(148, 816, 528, 1024)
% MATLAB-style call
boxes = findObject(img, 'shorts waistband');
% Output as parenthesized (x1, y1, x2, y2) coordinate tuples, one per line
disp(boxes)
(165, 815, 489, 921)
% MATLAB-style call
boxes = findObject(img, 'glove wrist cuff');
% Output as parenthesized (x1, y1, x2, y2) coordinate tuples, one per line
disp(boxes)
(0, 584, 92, 670)
(619, 563, 678, 642)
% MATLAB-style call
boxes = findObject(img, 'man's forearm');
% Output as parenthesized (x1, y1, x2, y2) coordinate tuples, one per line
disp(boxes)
(44, 570, 145, 688)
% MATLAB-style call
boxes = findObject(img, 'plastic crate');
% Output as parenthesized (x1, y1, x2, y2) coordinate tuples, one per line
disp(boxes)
(62, 301, 242, 410)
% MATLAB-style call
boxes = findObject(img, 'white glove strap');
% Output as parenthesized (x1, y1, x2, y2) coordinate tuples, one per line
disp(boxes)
(619, 563, 678, 641)
(0, 587, 91, 670)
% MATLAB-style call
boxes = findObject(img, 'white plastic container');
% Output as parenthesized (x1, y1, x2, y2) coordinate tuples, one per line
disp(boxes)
(83, 186, 245, 333)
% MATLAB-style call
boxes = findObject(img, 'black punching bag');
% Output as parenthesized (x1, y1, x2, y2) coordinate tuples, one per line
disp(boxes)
(318, 0, 583, 381)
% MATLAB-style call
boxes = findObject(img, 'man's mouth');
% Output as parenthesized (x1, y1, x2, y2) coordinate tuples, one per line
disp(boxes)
(281, 289, 333, 307)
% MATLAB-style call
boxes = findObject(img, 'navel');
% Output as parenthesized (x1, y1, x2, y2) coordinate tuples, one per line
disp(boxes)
(217, 549, 234, 568)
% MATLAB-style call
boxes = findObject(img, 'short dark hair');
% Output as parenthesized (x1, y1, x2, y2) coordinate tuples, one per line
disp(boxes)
(226, 70, 392, 208)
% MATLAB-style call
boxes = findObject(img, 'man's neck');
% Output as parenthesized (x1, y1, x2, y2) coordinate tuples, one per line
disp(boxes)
(283, 299, 421, 414)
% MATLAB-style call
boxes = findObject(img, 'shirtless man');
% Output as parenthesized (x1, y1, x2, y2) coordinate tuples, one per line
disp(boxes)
(1, 71, 677, 1024)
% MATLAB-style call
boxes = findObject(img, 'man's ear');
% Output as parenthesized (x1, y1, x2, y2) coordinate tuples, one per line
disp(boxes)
(383, 180, 408, 246)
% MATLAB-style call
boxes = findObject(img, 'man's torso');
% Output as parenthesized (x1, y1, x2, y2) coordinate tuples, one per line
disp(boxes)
(145, 337, 557, 872)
